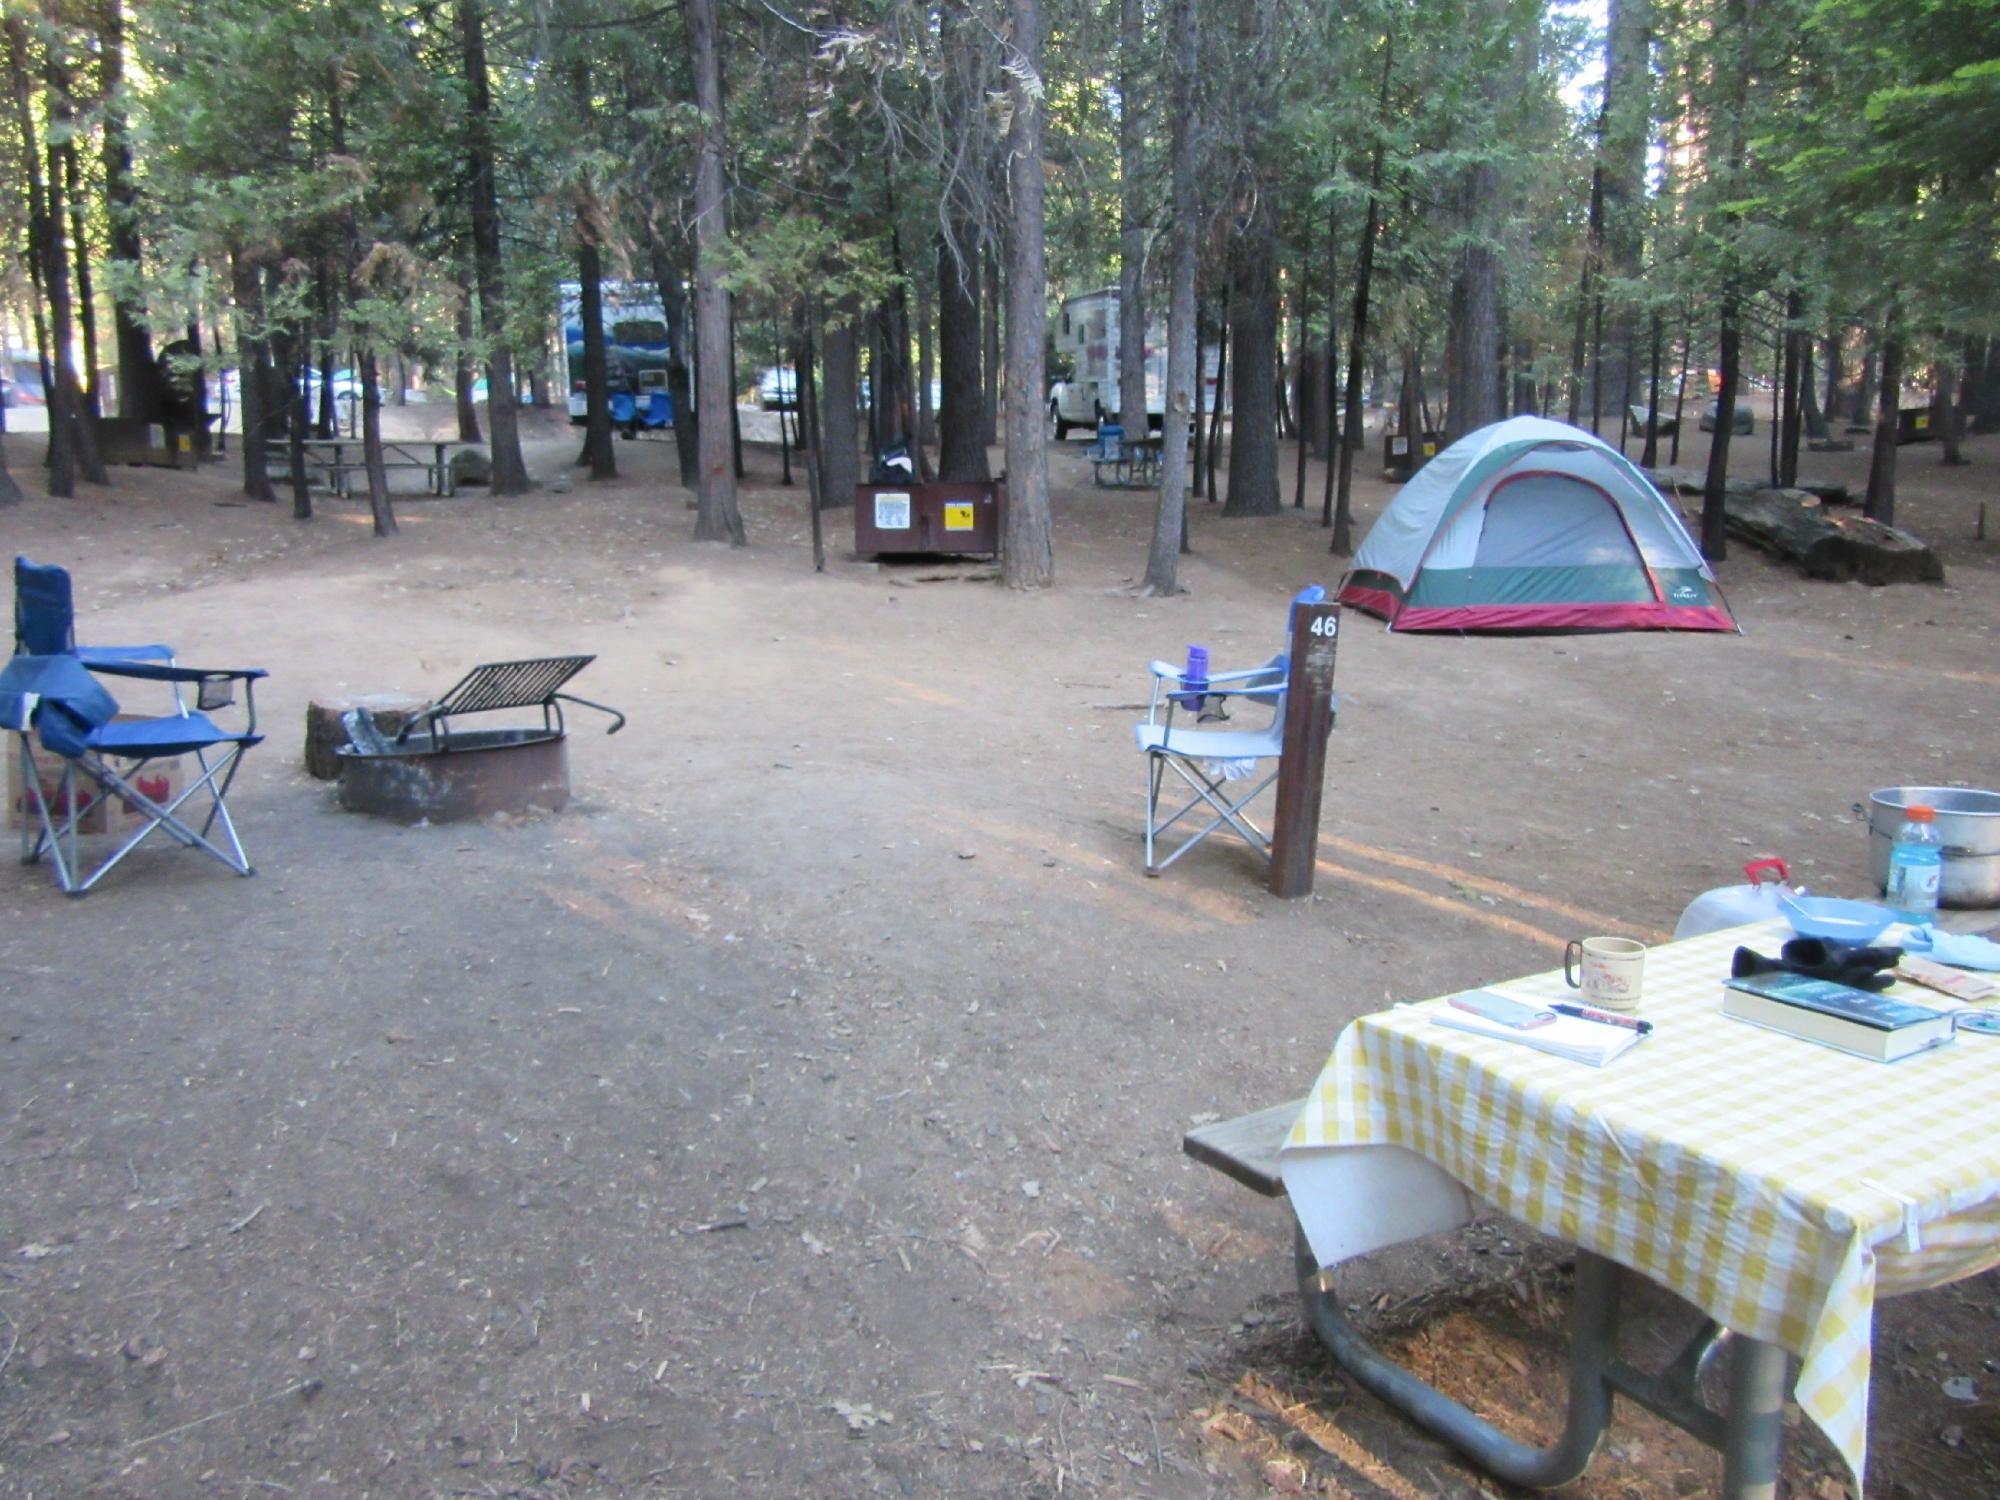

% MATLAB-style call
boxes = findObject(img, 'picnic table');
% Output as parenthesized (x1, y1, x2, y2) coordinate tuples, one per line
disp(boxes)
(1090, 433, 1160, 489)
(1207, 917, 2000, 1498)
(281, 438, 457, 497)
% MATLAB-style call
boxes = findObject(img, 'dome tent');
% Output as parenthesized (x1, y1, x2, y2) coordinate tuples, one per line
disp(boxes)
(1337, 416, 1738, 634)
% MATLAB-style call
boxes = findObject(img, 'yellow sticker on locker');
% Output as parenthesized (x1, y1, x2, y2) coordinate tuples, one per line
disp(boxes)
(943, 501, 976, 531)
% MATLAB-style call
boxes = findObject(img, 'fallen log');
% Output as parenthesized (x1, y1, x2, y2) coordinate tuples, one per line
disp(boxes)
(1726, 488, 1944, 586)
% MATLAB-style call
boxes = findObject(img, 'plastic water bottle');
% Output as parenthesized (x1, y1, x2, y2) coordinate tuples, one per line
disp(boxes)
(1886, 804, 1944, 923)
(1179, 644, 1209, 712)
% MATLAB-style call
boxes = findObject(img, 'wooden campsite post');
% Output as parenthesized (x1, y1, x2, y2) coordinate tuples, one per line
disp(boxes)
(1268, 601, 1340, 898)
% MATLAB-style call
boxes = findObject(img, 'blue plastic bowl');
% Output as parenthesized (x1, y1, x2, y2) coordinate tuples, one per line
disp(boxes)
(1776, 894, 1898, 945)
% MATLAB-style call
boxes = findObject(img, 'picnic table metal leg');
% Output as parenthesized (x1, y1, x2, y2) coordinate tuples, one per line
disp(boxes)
(1296, 1224, 1791, 1495)
(1295, 1227, 1614, 1488)
(1720, 1335, 1786, 1500)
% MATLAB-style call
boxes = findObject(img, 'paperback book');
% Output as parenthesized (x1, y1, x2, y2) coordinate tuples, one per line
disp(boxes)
(1722, 971, 1953, 1062)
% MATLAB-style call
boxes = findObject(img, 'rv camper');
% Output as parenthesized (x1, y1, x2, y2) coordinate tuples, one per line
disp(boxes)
(557, 281, 672, 423)
(1046, 287, 1224, 438)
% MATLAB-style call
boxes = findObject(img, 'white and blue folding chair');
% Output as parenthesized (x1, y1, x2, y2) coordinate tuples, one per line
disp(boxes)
(3, 651, 266, 896)
(1134, 588, 1335, 877)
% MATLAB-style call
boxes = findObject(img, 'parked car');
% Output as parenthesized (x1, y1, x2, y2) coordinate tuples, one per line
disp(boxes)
(1699, 401, 1754, 435)
(759, 367, 798, 410)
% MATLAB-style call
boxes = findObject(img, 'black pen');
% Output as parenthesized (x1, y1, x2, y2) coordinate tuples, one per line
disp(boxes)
(1551, 1002, 1653, 1035)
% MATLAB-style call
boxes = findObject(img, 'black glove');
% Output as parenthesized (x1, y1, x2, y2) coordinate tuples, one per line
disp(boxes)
(1731, 940, 1904, 992)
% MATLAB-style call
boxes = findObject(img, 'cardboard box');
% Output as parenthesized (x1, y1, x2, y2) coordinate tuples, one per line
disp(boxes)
(7, 723, 184, 836)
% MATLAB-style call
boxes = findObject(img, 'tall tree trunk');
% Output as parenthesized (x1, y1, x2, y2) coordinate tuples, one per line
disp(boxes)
(1700, 293, 1740, 559)
(1566, 164, 1603, 426)
(62, 144, 103, 431)
(1456, 164, 1503, 438)
(454, 265, 483, 442)
(1001, 0, 1052, 586)
(1938, 350, 1964, 466)
(683, 0, 743, 541)
(1779, 290, 1803, 486)
(458, 0, 530, 494)
(11, 18, 73, 495)
(572, 63, 615, 480)
(1821, 318, 1842, 429)
(1595, 0, 1649, 432)
(230, 249, 276, 502)
(647, 236, 699, 487)
(915, 278, 934, 459)
(577, 240, 615, 478)
(100, 0, 159, 422)
(1852, 330, 1877, 427)
(359, 349, 398, 536)
(1143, 0, 1198, 594)
(1204, 295, 1227, 498)
(1864, 313, 1901, 523)
(937, 227, 990, 480)
(1220, 0, 1278, 516)
(1332, 42, 1391, 556)
(818, 313, 860, 511)
(1117, 0, 1147, 435)
(980, 240, 1000, 448)
(1641, 310, 1663, 467)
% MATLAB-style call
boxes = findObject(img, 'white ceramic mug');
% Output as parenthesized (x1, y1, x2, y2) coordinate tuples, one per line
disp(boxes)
(1564, 936, 1646, 1011)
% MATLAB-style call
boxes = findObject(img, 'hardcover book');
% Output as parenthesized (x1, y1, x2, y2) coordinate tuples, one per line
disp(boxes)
(1722, 971, 1954, 1062)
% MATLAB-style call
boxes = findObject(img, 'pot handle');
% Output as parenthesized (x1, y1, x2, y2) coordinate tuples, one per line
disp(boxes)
(1744, 856, 1790, 886)
(1853, 802, 1870, 823)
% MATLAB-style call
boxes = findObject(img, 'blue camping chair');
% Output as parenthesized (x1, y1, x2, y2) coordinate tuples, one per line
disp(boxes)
(1086, 423, 1126, 486)
(3, 649, 266, 897)
(1134, 587, 1335, 876)
(14, 556, 174, 667)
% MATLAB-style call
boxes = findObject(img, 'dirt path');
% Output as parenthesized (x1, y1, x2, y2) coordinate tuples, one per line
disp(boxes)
(2, 409, 1997, 1499)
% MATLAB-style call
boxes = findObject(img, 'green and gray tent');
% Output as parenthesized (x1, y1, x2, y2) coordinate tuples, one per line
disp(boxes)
(1338, 417, 1737, 633)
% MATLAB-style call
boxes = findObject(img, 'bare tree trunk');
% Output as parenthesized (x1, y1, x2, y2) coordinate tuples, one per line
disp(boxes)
(1456, 166, 1503, 438)
(1332, 42, 1391, 556)
(454, 266, 483, 443)
(1142, 0, 1198, 595)
(62, 144, 103, 432)
(1779, 290, 1802, 486)
(359, 349, 398, 536)
(818, 313, 860, 511)
(1001, 0, 1052, 587)
(1641, 310, 1663, 467)
(798, 305, 825, 569)
(1117, 0, 1147, 436)
(683, 0, 743, 542)
(981, 241, 1000, 448)
(1220, 0, 1279, 516)
(9, 18, 72, 495)
(100, 0, 160, 423)
(459, 0, 529, 494)
(1937, 341, 1965, 465)
(230, 249, 276, 502)
(1864, 313, 1901, 523)
(938, 226, 990, 480)
(577, 240, 616, 478)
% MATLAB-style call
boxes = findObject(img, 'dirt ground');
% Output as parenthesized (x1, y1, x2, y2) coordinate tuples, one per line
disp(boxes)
(2, 400, 1998, 1500)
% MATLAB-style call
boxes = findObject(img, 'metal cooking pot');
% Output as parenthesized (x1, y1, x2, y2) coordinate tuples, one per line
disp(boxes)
(1861, 786, 2000, 909)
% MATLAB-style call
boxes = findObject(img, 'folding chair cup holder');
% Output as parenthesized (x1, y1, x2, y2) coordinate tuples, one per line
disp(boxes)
(336, 656, 625, 824)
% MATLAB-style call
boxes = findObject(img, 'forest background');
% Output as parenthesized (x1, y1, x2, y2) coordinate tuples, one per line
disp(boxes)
(1, 0, 1996, 588)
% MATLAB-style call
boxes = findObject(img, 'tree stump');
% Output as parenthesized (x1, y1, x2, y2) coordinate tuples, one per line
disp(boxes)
(304, 693, 429, 780)
(1726, 488, 1944, 586)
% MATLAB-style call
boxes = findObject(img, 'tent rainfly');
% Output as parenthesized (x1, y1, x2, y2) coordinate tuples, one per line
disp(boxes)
(1338, 416, 1738, 634)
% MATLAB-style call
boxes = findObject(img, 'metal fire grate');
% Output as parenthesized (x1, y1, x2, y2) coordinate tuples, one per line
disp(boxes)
(396, 655, 625, 749)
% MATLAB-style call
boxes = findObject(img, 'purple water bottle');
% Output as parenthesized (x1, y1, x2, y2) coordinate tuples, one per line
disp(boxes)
(1179, 644, 1209, 712)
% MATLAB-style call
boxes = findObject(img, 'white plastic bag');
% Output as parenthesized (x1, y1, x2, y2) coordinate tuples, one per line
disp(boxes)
(1672, 858, 1803, 939)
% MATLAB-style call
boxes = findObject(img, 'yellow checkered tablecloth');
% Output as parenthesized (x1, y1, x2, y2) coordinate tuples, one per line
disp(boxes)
(1285, 920, 2000, 1488)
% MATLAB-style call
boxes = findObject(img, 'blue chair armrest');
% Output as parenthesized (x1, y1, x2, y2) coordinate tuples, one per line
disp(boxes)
(86, 662, 269, 684)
